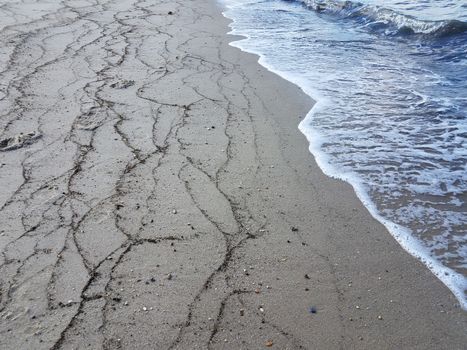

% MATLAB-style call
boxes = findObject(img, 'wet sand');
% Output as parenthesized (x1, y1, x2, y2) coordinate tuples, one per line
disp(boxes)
(0, 0, 465, 349)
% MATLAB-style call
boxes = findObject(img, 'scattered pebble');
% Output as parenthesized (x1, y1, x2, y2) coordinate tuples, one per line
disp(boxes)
(378, 315, 383, 320)
(291, 227, 298, 232)
(172, 209, 177, 214)
(167, 273, 173, 280)
(265, 340, 273, 347)
(308, 306, 317, 314)
(304, 274, 310, 279)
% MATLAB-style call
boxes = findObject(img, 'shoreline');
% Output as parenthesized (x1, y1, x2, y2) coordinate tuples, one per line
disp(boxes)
(0, 0, 465, 349)
(221, 2, 467, 309)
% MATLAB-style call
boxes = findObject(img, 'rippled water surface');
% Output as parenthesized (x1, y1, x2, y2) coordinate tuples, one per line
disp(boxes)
(220, 0, 467, 306)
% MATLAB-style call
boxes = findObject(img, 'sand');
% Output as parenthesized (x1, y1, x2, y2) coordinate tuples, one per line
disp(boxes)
(0, 0, 465, 349)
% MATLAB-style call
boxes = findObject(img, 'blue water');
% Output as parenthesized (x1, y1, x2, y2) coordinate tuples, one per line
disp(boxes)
(219, 0, 467, 308)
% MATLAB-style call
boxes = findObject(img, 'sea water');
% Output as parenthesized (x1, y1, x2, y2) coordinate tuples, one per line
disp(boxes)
(219, 0, 467, 308)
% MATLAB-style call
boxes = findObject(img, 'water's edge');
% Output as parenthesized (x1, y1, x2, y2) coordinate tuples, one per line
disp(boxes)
(219, 6, 467, 310)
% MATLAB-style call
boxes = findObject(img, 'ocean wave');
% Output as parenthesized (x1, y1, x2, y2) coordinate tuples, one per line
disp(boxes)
(295, 0, 467, 37)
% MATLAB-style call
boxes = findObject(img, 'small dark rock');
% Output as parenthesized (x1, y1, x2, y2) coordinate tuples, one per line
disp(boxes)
(304, 274, 310, 279)
(308, 306, 317, 314)
(168, 11, 173, 15)
(291, 227, 298, 232)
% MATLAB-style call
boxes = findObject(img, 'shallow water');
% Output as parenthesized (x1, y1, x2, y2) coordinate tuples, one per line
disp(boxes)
(219, 0, 467, 307)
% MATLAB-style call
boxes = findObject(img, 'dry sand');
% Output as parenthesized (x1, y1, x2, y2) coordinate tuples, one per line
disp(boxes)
(0, 0, 465, 349)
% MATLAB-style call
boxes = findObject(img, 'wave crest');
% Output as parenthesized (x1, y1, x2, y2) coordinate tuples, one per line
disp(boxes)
(297, 0, 467, 37)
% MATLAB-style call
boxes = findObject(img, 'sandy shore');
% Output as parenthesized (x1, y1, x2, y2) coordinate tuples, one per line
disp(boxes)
(0, 0, 465, 349)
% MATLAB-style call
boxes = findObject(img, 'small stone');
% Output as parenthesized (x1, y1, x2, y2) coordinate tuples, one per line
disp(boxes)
(142, 307, 147, 311)
(291, 227, 298, 232)
(240, 309, 244, 316)
(308, 306, 317, 314)
(167, 273, 173, 280)
(265, 340, 273, 347)
(304, 274, 310, 279)
(168, 11, 173, 15)
(172, 209, 177, 214)
(259, 307, 264, 313)
(378, 315, 383, 320)
(255, 288, 261, 294)
(356, 305, 360, 309)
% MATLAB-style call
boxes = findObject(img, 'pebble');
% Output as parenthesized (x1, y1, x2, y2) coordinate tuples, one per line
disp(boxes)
(172, 209, 177, 214)
(378, 315, 383, 320)
(265, 340, 273, 347)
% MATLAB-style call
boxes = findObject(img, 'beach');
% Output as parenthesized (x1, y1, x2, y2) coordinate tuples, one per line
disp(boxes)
(0, 0, 465, 348)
